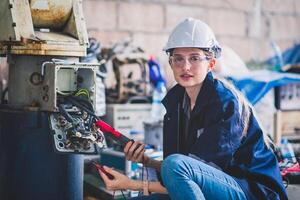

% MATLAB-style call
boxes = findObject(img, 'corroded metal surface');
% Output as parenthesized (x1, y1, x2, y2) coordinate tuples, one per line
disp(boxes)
(30, 0, 73, 30)
(0, 0, 88, 56)
(0, 31, 86, 56)
(0, 0, 35, 41)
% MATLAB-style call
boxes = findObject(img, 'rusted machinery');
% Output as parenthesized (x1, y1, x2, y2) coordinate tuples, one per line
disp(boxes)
(0, 1, 100, 199)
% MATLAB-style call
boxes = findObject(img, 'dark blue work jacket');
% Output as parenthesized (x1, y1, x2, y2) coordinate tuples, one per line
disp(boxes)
(161, 72, 287, 200)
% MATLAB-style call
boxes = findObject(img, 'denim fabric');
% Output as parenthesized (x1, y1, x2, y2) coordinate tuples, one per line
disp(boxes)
(129, 193, 170, 200)
(129, 154, 247, 200)
(161, 154, 247, 200)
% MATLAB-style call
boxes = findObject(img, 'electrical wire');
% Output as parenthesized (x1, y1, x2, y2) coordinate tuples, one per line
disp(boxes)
(283, 176, 289, 188)
(145, 158, 149, 195)
(57, 90, 74, 96)
(75, 88, 90, 98)
(121, 190, 127, 199)
(139, 155, 149, 197)
(66, 96, 97, 120)
(58, 104, 75, 123)
(61, 92, 137, 199)
(69, 96, 94, 113)
(1, 87, 8, 104)
(146, 163, 149, 191)
(74, 96, 94, 112)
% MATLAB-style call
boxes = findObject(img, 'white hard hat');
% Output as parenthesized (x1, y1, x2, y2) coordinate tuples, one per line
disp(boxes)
(164, 18, 221, 58)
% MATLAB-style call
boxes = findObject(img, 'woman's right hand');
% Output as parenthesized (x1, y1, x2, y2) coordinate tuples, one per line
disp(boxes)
(124, 141, 150, 165)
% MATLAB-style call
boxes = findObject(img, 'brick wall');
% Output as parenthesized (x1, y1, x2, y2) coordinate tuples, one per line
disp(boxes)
(83, 0, 299, 68)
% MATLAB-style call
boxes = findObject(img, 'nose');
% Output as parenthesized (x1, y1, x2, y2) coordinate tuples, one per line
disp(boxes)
(182, 58, 192, 70)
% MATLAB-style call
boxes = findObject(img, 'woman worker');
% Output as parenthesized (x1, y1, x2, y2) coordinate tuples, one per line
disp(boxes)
(99, 18, 287, 200)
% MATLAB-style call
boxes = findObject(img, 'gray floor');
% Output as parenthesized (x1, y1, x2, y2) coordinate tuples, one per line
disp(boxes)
(286, 184, 300, 200)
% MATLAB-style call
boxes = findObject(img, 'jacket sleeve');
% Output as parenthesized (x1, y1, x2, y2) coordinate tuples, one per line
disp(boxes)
(191, 99, 244, 170)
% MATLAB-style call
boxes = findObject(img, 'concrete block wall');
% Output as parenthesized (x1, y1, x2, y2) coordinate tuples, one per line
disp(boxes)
(83, 0, 299, 68)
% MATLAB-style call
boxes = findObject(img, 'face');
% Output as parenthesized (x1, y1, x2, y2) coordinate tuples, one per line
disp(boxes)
(169, 47, 215, 90)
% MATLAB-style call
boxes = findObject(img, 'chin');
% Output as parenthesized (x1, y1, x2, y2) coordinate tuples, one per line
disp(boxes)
(177, 78, 205, 89)
(178, 81, 196, 88)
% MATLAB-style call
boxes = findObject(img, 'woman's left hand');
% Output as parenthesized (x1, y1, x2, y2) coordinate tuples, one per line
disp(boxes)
(99, 165, 134, 191)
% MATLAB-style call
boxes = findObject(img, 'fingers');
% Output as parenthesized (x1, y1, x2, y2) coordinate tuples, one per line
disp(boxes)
(103, 166, 119, 176)
(100, 166, 130, 191)
(100, 172, 114, 191)
(124, 140, 133, 155)
(98, 168, 110, 183)
(124, 141, 146, 163)
(99, 166, 116, 191)
(132, 144, 145, 160)
(127, 141, 140, 159)
(126, 142, 145, 162)
(136, 149, 145, 162)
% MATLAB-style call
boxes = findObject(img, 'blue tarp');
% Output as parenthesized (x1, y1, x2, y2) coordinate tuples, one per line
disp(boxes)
(282, 44, 300, 66)
(228, 70, 300, 105)
(266, 43, 300, 70)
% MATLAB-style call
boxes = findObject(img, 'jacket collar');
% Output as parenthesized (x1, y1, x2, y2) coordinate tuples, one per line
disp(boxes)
(162, 72, 215, 115)
(192, 72, 215, 115)
(162, 84, 185, 113)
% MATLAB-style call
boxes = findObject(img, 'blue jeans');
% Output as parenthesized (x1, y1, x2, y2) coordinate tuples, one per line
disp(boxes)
(130, 154, 247, 200)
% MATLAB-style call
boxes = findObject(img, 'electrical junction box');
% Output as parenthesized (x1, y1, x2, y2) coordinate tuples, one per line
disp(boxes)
(103, 103, 152, 138)
(8, 57, 98, 111)
(42, 61, 98, 111)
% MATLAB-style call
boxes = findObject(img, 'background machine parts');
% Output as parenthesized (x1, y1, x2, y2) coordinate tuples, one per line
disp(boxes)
(0, 0, 104, 154)
(275, 83, 300, 110)
(103, 39, 152, 103)
(103, 103, 152, 138)
(49, 111, 106, 154)
(0, 0, 94, 199)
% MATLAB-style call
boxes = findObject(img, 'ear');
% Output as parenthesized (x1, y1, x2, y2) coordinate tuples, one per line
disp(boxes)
(209, 59, 216, 69)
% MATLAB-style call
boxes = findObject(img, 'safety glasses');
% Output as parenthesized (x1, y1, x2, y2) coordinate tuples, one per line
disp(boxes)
(169, 55, 208, 67)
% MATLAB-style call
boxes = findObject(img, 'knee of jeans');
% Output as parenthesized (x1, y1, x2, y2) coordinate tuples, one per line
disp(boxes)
(161, 154, 188, 183)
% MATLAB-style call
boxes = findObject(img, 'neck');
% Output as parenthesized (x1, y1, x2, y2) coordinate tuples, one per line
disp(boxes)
(185, 84, 202, 110)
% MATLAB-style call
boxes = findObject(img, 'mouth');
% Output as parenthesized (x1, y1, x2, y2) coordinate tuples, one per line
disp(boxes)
(180, 74, 193, 79)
